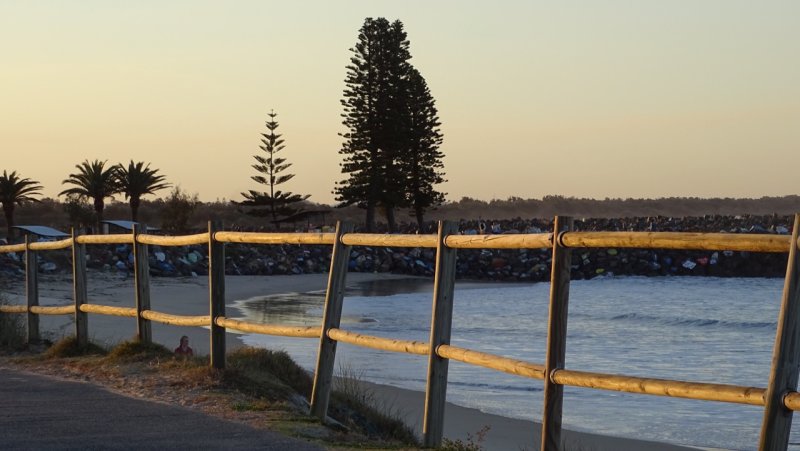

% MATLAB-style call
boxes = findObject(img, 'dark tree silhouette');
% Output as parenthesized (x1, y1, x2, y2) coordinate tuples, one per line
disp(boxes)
(239, 110, 309, 225)
(115, 160, 171, 222)
(334, 18, 412, 232)
(402, 68, 445, 230)
(0, 170, 43, 240)
(59, 159, 120, 233)
(160, 186, 199, 234)
(63, 197, 95, 230)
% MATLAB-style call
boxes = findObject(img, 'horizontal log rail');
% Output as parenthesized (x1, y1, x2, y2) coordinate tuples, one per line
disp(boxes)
(0, 304, 28, 313)
(79, 304, 138, 317)
(136, 233, 209, 246)
(327, 328, 430, 355)
(445, 233, 552, 249)
(0, 243, 26, 253)
(560, 231, 794, 253)
(1, 230, 797, 253)
(214, 231, 335, 245)
(341, 233, 438, 248)
(29, 305, 74, 315)
(783, 392, 800, 411)
(29, 239, 73, 251)
(75, 234, 133, 245)
(140, 310, 210, 326)
(437, 344, 546, 379)
(215, 317, 322, 338)
(551, 368, 767, 406)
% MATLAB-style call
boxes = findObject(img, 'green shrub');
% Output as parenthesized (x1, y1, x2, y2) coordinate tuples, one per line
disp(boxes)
(106, 340, 172, 362)
(227, 347, 313, 397)
(44, 336, 106, 358)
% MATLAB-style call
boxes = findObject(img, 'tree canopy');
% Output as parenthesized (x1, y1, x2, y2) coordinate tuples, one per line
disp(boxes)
(59, 159, 120, 232)
(115, 160, 171, 222)
(0, 170, 43, 240)
(334, 18, 445, 232)
(402, 67, 445, 231)
(238, 110, 309, 226)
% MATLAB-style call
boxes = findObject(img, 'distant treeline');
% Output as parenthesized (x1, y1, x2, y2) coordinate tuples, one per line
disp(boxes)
(3, 195, 800, 235)
(430, 195, 800, 222)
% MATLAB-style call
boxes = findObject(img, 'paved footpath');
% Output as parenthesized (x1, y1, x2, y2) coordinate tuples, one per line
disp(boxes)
(0, 367, 323, 450)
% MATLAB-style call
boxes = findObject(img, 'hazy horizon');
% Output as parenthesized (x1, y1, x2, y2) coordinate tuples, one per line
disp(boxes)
(2, 1, 798, 203)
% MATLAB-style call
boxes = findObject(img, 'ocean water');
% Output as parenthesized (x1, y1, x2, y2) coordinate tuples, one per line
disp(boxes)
(235, 276, 797, 450)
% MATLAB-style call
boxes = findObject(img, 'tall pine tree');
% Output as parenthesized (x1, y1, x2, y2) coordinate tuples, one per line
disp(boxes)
(402, 67, 445, 231)
(335, 18, 411, 232)
(336, 18, 446, 232)
(239, 110, 309, 224)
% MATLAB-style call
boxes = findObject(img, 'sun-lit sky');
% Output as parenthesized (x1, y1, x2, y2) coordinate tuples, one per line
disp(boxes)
(2, 1, 799, 204)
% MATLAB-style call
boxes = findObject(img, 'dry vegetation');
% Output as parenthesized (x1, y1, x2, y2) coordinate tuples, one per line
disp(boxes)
(0, 296, 25, 350)
(1, 337, 418, 450)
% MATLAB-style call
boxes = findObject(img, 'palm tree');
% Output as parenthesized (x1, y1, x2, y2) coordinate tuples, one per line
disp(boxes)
(115, 161, 171, 222)
(0, 170, 43, 240)
(59, 160, 120, 233)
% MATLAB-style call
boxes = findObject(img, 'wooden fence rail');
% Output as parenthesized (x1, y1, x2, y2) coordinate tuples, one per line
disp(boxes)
(2, 217, 800, 451)
(327, 328, 430, 355)
(215, 317, 322, 338)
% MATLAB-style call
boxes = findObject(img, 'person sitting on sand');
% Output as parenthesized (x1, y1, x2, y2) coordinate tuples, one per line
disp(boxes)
(174, 335, 193, 357)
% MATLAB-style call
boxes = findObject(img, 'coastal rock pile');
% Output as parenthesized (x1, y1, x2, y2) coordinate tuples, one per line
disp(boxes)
(0, 215, 793, 283)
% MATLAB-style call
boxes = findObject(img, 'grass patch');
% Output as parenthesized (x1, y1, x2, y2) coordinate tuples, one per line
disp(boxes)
(106, 340, 173, 362)
(328, 362, 419, 446)
(44, 336, 106, 358)
(227, 347, 313, 398)
(226, 348, 417, 445)
(440, 425, 491, 451)
(0, 296, 26, 350)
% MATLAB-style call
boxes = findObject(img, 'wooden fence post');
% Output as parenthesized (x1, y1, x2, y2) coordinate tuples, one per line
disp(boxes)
(133, 224, 152, 343)
(209, 221, 226, 369)
(310, 221, 353, 420)
(759, 213, 800, 450)
(71, 228, 88, 347)
(24, 235, 39, 344)
(541, 216, 574, 451)
(422, 220, 459, 447)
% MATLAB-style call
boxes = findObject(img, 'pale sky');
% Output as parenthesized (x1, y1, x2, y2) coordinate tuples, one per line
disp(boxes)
(1, 1, 798, 204)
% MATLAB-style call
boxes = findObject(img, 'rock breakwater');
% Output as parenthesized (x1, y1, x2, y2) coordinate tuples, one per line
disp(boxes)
(0, 215, 793, 283)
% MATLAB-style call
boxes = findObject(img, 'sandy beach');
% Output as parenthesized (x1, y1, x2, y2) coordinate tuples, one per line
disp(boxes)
(3, 271, 699, 451)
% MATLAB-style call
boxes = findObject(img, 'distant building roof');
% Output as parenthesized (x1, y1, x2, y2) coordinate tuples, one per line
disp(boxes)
(101, 220, 160, 232)
(12, 225, 70, 238)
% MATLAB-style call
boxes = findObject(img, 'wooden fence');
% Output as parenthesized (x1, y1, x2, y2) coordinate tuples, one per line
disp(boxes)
(1, 216, 800, 451)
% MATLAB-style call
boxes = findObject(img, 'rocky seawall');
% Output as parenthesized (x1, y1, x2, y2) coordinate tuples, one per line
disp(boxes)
(0, 215, 791, 284)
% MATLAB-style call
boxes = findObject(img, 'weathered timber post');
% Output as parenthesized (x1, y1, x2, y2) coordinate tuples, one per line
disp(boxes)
(422, 220, 459, 447)
(310, 221, 353, 420)
(541, 216, 574, 451)
(759, 213, 800, 451)
(208, 221, 226, 369)
(133, 223, 152, 343)
(24, 235, 39, 344)
(71, 228, 88, 347)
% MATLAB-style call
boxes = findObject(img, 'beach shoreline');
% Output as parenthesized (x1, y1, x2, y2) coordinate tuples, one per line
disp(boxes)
(2, 271, 702, 450)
